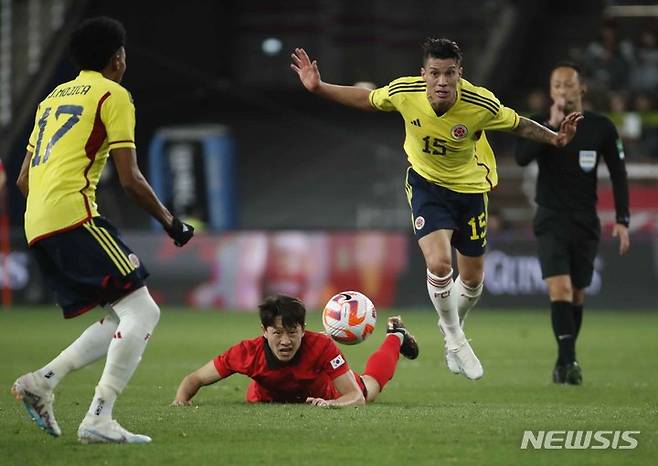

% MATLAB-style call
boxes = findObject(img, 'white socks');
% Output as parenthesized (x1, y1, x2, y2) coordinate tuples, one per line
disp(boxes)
(86, 287, 160, 422)
(427, 269, 465, 347)
(454, 275, 483, 327)
(37, 311, 120, 390)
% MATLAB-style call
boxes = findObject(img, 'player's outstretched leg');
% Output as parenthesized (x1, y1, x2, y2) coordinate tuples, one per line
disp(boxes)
(386, 315, 419, 359)
(11, 312, 120, 438)
(77, 287, 159, 444)
(11, 373, 61, 437)
(362, 318, 420, 402)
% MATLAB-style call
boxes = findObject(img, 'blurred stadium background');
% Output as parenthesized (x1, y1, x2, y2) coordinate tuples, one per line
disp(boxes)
(1, 0, 657, 312)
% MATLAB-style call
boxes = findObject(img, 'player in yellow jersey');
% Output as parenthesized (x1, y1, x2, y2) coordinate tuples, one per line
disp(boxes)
(11, 17, 194, 444)
(291, 38, 582, 380)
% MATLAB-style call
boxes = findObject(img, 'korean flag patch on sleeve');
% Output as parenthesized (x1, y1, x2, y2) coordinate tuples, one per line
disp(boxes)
(330, 355, 345, 370)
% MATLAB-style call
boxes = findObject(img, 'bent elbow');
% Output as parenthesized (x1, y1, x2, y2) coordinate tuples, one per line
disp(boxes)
(181, 375, 194, 390)
(119, 177, 141, 197)
(348, 392, 366, 406)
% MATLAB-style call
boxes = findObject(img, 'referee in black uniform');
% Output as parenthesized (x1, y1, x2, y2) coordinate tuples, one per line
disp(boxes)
(515, 63, 630, 385)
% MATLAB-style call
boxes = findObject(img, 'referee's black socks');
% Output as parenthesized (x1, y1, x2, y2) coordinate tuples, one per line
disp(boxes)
(550, 300, 576, 365)
(572, 304, 583, 339)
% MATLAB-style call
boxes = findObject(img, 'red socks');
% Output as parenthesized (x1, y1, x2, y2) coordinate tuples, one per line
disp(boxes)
(363, 334, 401, 390)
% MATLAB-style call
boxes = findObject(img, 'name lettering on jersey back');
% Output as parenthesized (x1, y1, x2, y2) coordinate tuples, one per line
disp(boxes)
(330, 355, 345, 370)
(46, 85, 92, 99)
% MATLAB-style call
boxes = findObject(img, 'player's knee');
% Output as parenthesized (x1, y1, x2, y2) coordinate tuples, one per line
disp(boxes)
(572, 289, 585, 305)
(426, 257, 452, 278)
(113, 286, 160, 332)
(141, 291, 161, 330)
(548, 283, 572, 301)
(362, 375, 381, 403)
(464, 278, 483, 289)
(458, 271, 484, 287)
(101, 309, 120, 327)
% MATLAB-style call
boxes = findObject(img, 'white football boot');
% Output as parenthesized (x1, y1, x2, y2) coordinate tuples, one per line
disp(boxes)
(11, 373, 61, 437)
(449, 339, 484, 380)
(438, 323, 461, 374)
(78, 417, 152, 444)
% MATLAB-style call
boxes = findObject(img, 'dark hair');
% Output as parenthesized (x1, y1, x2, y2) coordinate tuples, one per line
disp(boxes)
(259, 294, 306, 330)
(422, 38, 462, 64)
(551, 61, 583, 75)
(551, 61, 586, 83)
(70, 16, 126, 71)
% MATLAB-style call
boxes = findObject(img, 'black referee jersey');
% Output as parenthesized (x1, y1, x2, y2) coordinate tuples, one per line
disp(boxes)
(515, 111, 630, 226)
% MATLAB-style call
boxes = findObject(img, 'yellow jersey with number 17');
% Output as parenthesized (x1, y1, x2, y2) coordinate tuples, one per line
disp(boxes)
(24, 70, 136, 245)
(369, 77, 519, 193)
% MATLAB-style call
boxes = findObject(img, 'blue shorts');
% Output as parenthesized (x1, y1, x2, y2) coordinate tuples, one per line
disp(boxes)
(405, 167, 488, 257)
(31, 217, 149, 318)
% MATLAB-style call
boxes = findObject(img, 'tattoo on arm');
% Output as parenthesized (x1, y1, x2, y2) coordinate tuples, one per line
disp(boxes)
(513, 116, 556, 145)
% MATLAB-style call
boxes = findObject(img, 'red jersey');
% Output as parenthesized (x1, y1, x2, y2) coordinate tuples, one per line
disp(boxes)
(213, 331, 351, 403)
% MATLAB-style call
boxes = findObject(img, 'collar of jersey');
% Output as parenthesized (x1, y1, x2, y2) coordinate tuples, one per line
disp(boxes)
(262, 336, 303, 369)
(78, 70, 104, 79)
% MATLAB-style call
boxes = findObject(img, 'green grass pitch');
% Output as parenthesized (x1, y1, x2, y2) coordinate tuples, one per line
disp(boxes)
(1, 307, 656, 466)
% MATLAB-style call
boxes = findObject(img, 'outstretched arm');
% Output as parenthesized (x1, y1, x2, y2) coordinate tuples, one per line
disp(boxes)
(172, 360, 222, 406)
(513, 113, 583, 147)
(306, 371, 365, 408)
(290, 48, 374, 112)
(111, 147, 194, 246)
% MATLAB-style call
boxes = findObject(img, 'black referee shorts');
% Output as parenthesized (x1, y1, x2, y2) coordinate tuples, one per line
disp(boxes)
(405, 167, 488, 257)
(31, 216, 149, 318)
(533, 206, 600, 289)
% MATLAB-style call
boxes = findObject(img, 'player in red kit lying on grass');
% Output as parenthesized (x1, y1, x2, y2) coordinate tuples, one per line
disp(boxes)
(172, 294, 418, 407)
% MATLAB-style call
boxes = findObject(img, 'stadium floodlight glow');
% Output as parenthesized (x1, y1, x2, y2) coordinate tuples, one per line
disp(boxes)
(262, 37, 282, 56)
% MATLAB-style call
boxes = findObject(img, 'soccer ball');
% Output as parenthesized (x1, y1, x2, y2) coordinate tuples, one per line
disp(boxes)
(322, 291, 377, 345)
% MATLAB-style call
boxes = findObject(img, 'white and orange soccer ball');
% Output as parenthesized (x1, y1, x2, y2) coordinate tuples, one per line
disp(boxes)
(322, 291, 377, 345)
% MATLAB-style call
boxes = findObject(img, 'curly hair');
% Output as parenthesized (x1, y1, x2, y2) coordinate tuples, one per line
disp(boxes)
(70, 16, 126, 71)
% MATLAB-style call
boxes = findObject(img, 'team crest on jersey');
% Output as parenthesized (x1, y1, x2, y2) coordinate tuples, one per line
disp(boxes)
(330, 355, 345, 370)
(415, 216, 425, 230)
(579, 150, 597, 172)
(129, 253, 140, 268)
(451, 124, 468, 139)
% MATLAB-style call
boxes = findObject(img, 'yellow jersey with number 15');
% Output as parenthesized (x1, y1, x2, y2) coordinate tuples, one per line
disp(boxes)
(24, 70, 136, 245)
(369, 77, 519, 193)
